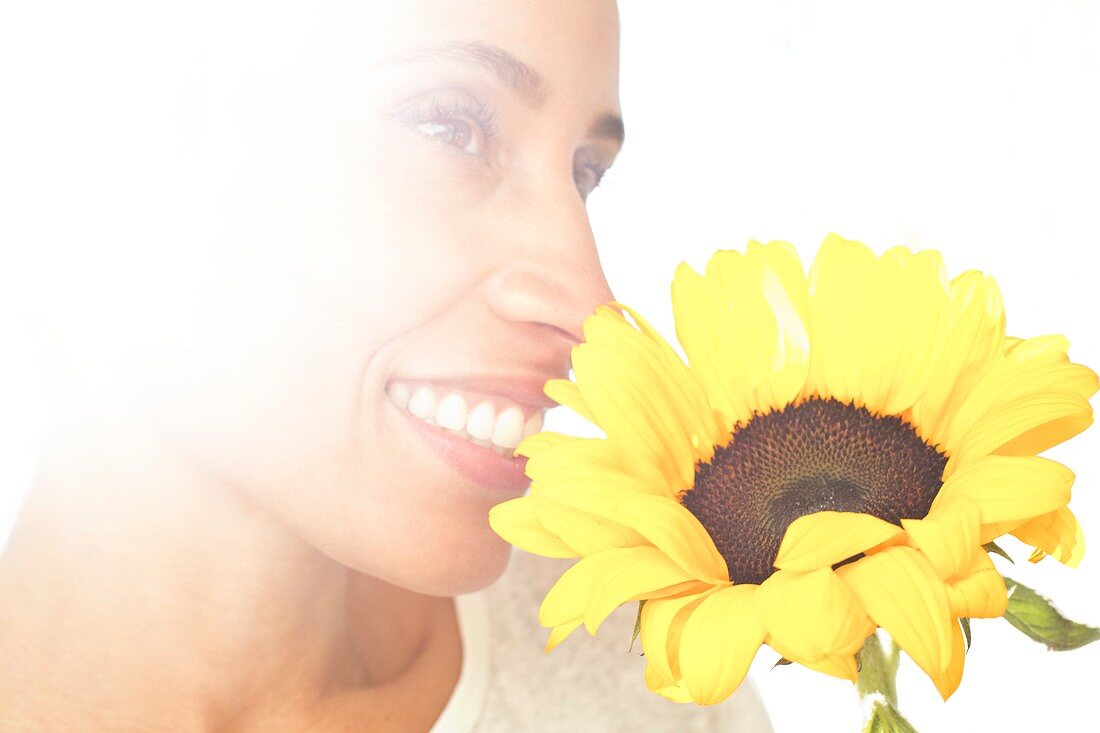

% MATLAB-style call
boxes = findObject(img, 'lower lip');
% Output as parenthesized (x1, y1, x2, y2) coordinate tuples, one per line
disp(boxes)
(397, 407, 531, 494)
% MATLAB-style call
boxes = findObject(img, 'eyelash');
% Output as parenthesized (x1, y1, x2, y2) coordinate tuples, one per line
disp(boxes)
(397, 89, 612, 198)
(398, 90, 499, 158)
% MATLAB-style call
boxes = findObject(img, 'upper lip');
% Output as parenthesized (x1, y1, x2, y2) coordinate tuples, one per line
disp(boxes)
(389, 373, 561, 410)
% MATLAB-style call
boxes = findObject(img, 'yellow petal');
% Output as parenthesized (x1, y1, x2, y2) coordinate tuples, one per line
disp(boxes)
(640, 588, 720, 683)
(900, 496, 981, 580)
(545, 619, 583, 652)
(766, 636, 863, 681)
(586, 304, 724, 448)
(543, 378, 600, 425)
(996, 410, 1095, 458)
(571, 343, 690, 488)
(530, 492, 647, 556)
(586, 564, 702, 635)
(538, 484, 728, 583)
(539, 547, 699, 633)
(671, 241, 811, 425)
(1009, 334, 1075, 368)
(911, 270, 1005, 447)
(945, 550, 1007, 618)
(571, 305, 722, 489)
(803, 235, 950, 415)
(866, 531, 914, 555)
(1011, 505, 1085, 567)
(515, 430, 573, 458)
(525, 437, 668, 495)
(678, 585, 767, 705)
(977, 519, 1029, 545)
(836, 547, 954, 680)
(932, 455, 1073, 525)
(947, 391, 1092, 472)
(774, 511, 904, 572)
(931, 620, 967, 700)
(530, 466, 666, 500)
(794, 650, 859, 682)
(644, 662, 694, 703)
(615, 303, 727, 458)
(488, 496, 578, 559)
(755, 568, 872, 662)
(941, 338, 1098, 472)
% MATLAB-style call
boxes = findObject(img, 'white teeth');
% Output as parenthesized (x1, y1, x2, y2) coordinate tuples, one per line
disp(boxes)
(408, 386, 437, 420)
(435, 393, 467, 431)
(391, 381, 540, 457)
(492, 407, 525, 449)
(523, 411, 543, 439)
(386, 382, 410, 410)
(466, 402, 496, 440)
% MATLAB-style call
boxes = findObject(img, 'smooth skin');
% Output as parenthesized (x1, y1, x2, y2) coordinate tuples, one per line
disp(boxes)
(0, 1, 620, 730)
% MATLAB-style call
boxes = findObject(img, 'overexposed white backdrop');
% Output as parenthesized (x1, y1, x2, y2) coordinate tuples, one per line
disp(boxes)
(578, 1, 1100, 731)
(1, 1, 1098, 731)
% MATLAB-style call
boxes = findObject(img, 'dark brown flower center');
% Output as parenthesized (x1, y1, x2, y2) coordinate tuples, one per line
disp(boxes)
(680, 397, 947, 585)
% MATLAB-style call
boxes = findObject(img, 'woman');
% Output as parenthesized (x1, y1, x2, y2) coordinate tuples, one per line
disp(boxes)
(0, 1, 772, 730)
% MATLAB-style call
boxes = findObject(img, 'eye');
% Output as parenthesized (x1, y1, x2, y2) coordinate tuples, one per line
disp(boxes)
(414, 118, 481, 157)
(397, 89, 498, 161)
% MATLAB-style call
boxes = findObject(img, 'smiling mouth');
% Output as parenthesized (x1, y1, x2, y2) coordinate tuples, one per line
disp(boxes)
(385, 380, 545, 457)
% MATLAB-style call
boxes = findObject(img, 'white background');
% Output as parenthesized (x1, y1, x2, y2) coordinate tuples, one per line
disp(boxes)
(2, 1, 1098, 731)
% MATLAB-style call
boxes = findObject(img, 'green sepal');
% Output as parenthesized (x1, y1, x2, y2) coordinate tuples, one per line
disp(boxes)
(861, 701, 920, 733)
(983, 541, 1014, 563)
(960, 617, 972, 651)
(629, 600, 645, 653)
(1002, 577, 1100, 651)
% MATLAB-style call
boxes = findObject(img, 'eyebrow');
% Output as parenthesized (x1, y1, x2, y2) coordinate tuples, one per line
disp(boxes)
(378, 40, 625, 146)
(378, 41, 549, 107)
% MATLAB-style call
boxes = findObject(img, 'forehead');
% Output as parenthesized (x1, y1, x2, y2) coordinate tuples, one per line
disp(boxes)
(359, 0, 621, 111)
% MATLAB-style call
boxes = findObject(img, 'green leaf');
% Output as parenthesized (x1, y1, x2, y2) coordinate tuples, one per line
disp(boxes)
(629, 600, 645, 653)
(862, 701, 920, 733)
(1002, 577, 1100, 651)
(983, 541, 1014, 564)
(856, 633, 899, 708)
(960, 617, 971, 651)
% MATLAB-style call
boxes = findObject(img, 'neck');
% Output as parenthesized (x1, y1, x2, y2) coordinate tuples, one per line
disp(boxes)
(0, 412, 370, 731)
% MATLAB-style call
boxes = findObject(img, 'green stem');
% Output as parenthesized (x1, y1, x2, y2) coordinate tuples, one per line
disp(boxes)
(856, 633, 899, 707)
(856, 633, 917, 732)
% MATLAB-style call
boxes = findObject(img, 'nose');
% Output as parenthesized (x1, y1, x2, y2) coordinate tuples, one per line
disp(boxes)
(484, 189, 615, 346)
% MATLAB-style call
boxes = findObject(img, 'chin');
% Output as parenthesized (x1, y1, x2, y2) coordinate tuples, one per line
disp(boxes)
(406, 530, 514, 597)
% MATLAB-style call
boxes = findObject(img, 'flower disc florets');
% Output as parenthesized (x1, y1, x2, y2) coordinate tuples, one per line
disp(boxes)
(683, 397, 948, 585)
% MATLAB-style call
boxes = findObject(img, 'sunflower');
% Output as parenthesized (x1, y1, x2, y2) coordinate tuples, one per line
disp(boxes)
(489, 235, 1098, 705)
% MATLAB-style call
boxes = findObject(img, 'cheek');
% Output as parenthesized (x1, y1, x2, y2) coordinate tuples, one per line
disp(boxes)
(144, 116, 456, 475)
(130, 102, 508, 587)
(132, 260, 391, 498)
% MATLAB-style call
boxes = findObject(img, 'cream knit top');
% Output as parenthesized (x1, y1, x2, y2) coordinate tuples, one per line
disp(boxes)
(430, 548, 774, 733)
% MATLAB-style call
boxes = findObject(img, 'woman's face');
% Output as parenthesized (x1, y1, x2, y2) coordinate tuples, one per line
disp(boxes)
(107, 0, 621, 595)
